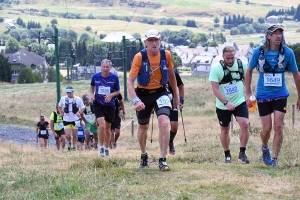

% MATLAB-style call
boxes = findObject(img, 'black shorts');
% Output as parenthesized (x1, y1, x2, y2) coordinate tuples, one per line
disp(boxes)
(93, 101, 115, 123)
(216, 101, 248, 127)
(38, 133, 49, 139)
(63, 121, 76, 126)
(111, 114, 121, 129)
(136, 87, 171, 125)
(54, 129, 65, 139)
(169, 108, 179, 122)
(257, 98, 287, 117)
(78, 137, 85, 143)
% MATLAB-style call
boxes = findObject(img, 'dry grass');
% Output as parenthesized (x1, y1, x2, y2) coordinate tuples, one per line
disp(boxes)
(1, 73, 300, 199)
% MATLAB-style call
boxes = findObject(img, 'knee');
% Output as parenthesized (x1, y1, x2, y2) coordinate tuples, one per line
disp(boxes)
(240, 121, 249, 130)
(274, 122, 284, 132)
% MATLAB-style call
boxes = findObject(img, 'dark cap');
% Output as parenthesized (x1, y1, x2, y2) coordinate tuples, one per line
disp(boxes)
(267, 24, 284, 35)
(82, 94, 89, 100)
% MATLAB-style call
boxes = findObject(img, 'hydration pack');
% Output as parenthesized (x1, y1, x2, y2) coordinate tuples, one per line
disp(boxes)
(219, 59, 244, 85)
(64, 97, 79, 114)
(83, 101, 94, 114)
(137, 48, 168, 86)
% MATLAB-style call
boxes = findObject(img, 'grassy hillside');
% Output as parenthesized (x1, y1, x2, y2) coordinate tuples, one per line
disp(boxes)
(0, 0, 299, 45)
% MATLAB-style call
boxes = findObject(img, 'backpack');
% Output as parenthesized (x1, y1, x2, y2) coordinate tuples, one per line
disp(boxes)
(219, 59, 244, 85)
(53, 111, 58, 123)
(83, 101, 94, 114)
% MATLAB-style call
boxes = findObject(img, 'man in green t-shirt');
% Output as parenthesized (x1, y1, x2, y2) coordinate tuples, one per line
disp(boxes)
(50, 104, 66, 150)
(209, 46, 250, 164)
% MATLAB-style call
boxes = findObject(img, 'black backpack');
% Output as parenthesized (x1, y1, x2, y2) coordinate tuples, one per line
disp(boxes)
(219, 59, 244, 85)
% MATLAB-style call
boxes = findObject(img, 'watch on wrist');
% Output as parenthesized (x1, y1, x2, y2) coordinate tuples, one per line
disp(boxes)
(223, 100, 228, 105)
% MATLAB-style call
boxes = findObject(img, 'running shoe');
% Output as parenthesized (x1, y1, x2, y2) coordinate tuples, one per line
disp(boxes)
(271, 159, 278, 166)
(158, 158, 171, 171)
(67, 142, 71, 151)
(105, 149, 110, 158)
(261, 144, 273, 165)
(139, 153, 149, 168)
(224, 155, 232, 163)
(99, 147, 105, 157)
(238, 152, 250, 164)
(169, 142, 175, 155)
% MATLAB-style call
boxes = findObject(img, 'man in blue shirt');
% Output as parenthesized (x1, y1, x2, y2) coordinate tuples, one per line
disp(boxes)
(90, 59, 120, 158)
(245, 24, 300, 166)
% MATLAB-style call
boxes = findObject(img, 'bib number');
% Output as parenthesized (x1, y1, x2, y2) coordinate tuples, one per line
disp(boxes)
(264, 73, 282, 87)
(40, 130, 47, 135)
(156, 95, 172, 108)
(85, 115, 92, 121)
(98, 86, 110, 95)
(223, 83, 239, 96)
(58, 123, 64, 129)
(78, 131, 84, 136)
(75, 120, 81, 127)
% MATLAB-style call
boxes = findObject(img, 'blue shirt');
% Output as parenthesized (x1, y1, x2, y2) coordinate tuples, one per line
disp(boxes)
(248, 45, 298, 101)
(77, 126, 85, 139)
(91, 72, 120, 106)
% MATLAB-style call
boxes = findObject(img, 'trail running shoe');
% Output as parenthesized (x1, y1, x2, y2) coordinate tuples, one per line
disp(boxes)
(224, 155, 232, 163)
(169, 142, 175, 155)
(99, 147, 105, 157)
(67, 142, 71, 151)
(271, 159, 278, 166)
(238, 152, 250, 164)
(139, 153, 149, 168)
(72, 147, 76, 151)
(261, 145, 273, 166)
(105, 149, 110, 158)
(158, 158, 171, 171)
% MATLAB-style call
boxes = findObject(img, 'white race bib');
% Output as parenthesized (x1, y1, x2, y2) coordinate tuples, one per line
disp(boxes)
(85, 115, 92, 121)
(78, 131, 84, 136)
(75, 120, 81, 127)
(223, 83, 239, 96)
(264, 73, 282, 87)
(58, 123, 64, 129)
(40, 130, 47, 135)
(156, 95, 172, 108)
(98, 86, 110, 95)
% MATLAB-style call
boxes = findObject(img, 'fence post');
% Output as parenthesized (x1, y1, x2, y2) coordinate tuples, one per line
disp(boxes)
(292, 104, 295, 130)
(131, 117, 134, 137)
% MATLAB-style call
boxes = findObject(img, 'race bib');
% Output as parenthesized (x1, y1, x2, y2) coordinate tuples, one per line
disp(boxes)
(85, 115, 92, 121)
(156, 95, 172, 108)
(58, 123, 64, 129)
(75, 120, 81, 127)
(223, 83, 239, 96)
(264, 73, 282, 87)
(40, 130, 47, 135)
(168, 93, 173, 101)
(78, 131, 84, 136)
(98, 86, 110, 95)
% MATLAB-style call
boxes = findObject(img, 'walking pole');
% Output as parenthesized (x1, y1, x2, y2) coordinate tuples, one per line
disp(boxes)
(180, 109, 187, 145)
(150, 111, 154, 143)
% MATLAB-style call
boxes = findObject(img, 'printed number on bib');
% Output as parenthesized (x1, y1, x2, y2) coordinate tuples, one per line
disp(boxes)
(78, 131, 84, 136)
(264, 73, 282, 87)
(85, 115, 92, 121)
(58, 123, 64, 129)
(40, 130, 47, 135)
(223, 83, 239, 96)
(98, 86, 110, 95)
(156, 95, 172, 108)
(75, 120, 81, 127)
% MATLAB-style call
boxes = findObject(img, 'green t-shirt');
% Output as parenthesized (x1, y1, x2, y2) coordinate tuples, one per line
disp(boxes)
(50, 111, 64, 131)
(209, 59, 247, 110)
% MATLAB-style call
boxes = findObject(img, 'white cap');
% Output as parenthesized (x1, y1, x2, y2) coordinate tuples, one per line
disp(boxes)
(145, 29, 161, 39)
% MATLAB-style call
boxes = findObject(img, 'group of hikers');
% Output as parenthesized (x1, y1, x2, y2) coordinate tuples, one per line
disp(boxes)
(36, 24, 300, 171)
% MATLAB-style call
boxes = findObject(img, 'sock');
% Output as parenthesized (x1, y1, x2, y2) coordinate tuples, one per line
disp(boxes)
(240, 147, 246, 153)
(273, 157, 277, 160)
(141, 152, 147, 156)
(169, 131, 177, 143)
(224, 150, 231, 157)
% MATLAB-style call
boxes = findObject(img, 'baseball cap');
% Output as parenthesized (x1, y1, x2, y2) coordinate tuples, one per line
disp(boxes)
(145, 29, 161, 39)
(66, 86, 74, 93)
(267, 25, 284, 35)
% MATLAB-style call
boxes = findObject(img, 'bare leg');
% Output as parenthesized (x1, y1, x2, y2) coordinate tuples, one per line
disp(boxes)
(157, 115, 170, 158)
(137, 124, 149, 153)
(220, 125, 230, 151)
(273, 111, 285, 158)
(236, 116, 249, 147)
(260, 114, 272, 147)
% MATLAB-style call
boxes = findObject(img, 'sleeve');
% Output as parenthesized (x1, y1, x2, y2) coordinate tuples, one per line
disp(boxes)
(166, 50, 174, 70)
(287, 49, 298, 72)
(36, 122, 40, 127)
(117, 93, 123, 100)
(77, 97, 85, 109)
(175, 71, 184, 86)
(90, 74, 96, 86)
(114, 76, 120, 91)
(242, 61, 248, 78)
(248, 47, 259, 69)
(50, 112, 54, 120)
(45, 122, 49, 126)
(58, 97, 64, 107)
(209, 65, 221, 83)
(129, 53, 142, 77)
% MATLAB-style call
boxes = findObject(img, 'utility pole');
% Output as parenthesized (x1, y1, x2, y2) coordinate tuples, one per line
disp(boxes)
(122, 36, 128, 101)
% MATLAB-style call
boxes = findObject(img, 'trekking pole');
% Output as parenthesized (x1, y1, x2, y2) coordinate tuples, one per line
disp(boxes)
(150, 110, 154, 143)
(180, 109, 187, 145)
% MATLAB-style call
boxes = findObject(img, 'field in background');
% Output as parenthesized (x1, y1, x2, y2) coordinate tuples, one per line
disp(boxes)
(0, 0, 299, 44)
(1, 73, 300, 199)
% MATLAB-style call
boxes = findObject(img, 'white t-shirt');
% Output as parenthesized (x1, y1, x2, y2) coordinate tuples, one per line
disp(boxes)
(58, 95, 85, 122)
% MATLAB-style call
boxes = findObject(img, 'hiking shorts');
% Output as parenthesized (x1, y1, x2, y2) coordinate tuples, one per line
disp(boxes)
(85, 121, 98, 134)
(216, 101, 248, 127)
(54, 129, 65, 139)
(136, 87, 171, 125)
(257, 97, 287, 117)
(169, 108, 179, 122)
(63, 121, 78, 130)
(93, 101, 115, 124)
(77, 137, 85, 143)
(111, 114, 121, 130)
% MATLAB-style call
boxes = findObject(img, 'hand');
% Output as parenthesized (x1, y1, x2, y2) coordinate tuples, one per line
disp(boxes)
(90, 94, 95, 101)
(76, 112, 81, 118)
(135, 101, 145, 111)
(297, 99, 300, 111)
(104, 94, 113, 103)
(179, 103, 184, 110)
(60, 112, 64, 117)
(225, 101, 235, 111)
(121, 113, 126, 121)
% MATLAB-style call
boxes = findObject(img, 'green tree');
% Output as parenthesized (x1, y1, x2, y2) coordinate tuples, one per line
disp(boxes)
(33, 72, 43, 83)
(50, 19, 58, 26)
(68, 30, 77, 41)
(85, 26, 92, 31)
(0, 54, 11, 82)
(41, 8, 49, 17)
(5, 37, 20, 53)
(278, 17, 284, 24)
(288, 43, 300, 71)
(293, 4, 300, 20)
(214, 17, 220, 24)
(170, 51, 182, 69)
(47, 67, 56, 82)
(18, 67, 34, 84)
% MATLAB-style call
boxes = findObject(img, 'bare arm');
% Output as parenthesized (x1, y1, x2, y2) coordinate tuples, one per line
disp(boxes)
(293, 71, 300, 110)
(168, 71, 179, 107)
(90, 85, 95, 101)
(178, 84, 184, 109)
(245, 67, 254, 98)
(127, 75, 145, 111)
(119, 99, 126, 120)
(211, 81, 235, 111)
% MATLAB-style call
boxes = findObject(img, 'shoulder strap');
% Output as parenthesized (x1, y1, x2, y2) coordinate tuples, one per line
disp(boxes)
(140, 48, 148, 63)
(160, 48, 166, 60)
(90, 101, 94, 113)
(53, 111, 57, 123)
(236, 59, 244, 81)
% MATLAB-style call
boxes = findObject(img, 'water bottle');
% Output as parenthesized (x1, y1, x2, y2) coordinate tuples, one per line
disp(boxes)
(248, 95, 256, 112)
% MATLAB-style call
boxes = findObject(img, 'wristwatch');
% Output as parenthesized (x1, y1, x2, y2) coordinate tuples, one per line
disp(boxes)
(223, 100, 228, 106)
